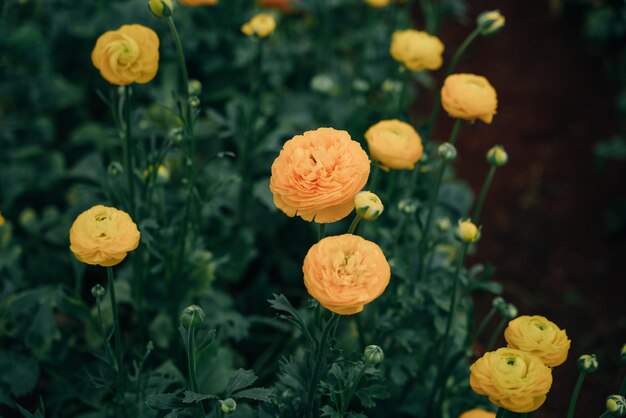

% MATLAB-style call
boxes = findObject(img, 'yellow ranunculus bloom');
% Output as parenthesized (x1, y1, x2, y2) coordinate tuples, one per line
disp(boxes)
(70, 205, 140, 267)
(441, 73, 498, 124)
(459, 409, 496, 418)
(470, 348, 553, 413)
(504, 315, 571, 367)
(179, 0, 219, 6)
(303, 234, 391, 315)
(241, 13, 276, 38)
(365, 0, 391, 8)
(91, 24, 160, 86)
(389, 29, 444, 72)
(365, 119, 423, 170)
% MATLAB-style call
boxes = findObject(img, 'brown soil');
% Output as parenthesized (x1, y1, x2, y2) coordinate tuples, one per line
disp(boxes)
(423, 1, 626, 417)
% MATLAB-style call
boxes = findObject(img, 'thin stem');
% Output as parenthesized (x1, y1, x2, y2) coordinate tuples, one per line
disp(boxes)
(600, 412, 613, 418)
(486, 316, 508, 351)
(396, 68, 409, 118)
(620, 373, 626, 396)
(368, 163, 382, 192)
(472, 165, 497, 223)
(348, 215, 362, 235)
(318, 224, 326, 242)
(186, 326, 205, 415)
(566, 371, 587, 418)
(107, 267, 125, 388)
(306, 314, 339, 418)
(123, 86, 136, 218)
(95, 296, 116, 370)
(166, 17, 190, 103)
(495, 407, 506, 418)
(468, 306, 497, 348)
(338, 362, 369, 417)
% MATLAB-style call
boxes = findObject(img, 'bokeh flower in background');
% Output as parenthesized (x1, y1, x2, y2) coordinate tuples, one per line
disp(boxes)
(365, 119, 424, 170)
(389, 29, 444, 71)
(441, 73, 498, 123)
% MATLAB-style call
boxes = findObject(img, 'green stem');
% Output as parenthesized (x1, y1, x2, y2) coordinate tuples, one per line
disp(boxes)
(566, 371, 587, 418)
(424, 28, 481, 141)
(306, 314, 339, 418)
(417, 120, 461, 279)
(95, 296, 116, 371)
(107, 267, 125, 388)
(472, 165, 497, 223)
(166, 17, 190, 103)
(122, 86, 136, 218)
(186, 326, 205, 415)
(495, 407, 506, 418)
(486, 316, 508, 351)
(396, 67, 409, 118)
(620, 373, 626, 396)
(348, 215, 362, 235)
(468, 306, 497, 348)
(318, 224, 326, 242)
(600, 412, 613, 418)
(338, 362, 369, 417)
(368, 163, 382, 192)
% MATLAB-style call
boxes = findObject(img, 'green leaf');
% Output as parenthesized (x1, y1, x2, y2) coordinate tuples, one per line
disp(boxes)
(225, 369, 257, 397)
(0, 352, 40, 397)
(145, 393, 187, 411)
(232, 387, 274, 402)
(182, 391, 218, 404)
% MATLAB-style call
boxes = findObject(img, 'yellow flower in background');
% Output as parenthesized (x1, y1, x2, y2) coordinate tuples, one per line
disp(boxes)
(457, 219, 480, 243)
(269, 128, 370, 224)
(91, 24, 160, 86)
(504, 315, 571, 367)
(441, 73, 498, 124)
(389, 29, 444, 71)
(0, 211, 5, 227)
(459, 409, 496, 418)
(470, 348, 553, 413)
(303, 234, 391, 315)
(148, 0, 173, 18)
(365, 119, 423, 170)
(70, 205, 140, 267)
(241, 13, 276, 38)
(354, 191, 384, 221)
(179, 0, 218, 6)
(365, 0, 391, 8)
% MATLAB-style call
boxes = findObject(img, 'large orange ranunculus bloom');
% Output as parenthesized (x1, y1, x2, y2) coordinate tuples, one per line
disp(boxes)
(70, 205, 140, 267)
(459, 409, 496, 418)
(303, 234, 391, 315)
(179, 0, 218, 6)
(91, 24, 159, 86)
(504, 315, 571, 367)
(441, 73, 498, 124)
(269, 128, 370, 223)
(470, 348, 553, 413)
(365, 119, 423, 170)
(389, 29, 444, 72)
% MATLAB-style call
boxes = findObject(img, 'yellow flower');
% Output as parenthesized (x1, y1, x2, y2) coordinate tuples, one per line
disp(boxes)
(148, 0, 173, 18)
(143, 164, 170, 184)
(504, 315, 571, 367)
(470, 348, 553, 413)
(241, 13, 276, 38)
(389, 29, 444, 71)
(365, 0, 391, 8)
(69, 205, 140, 267)
(477, 10, 505, 35)
(486, 145, 508, 167)
(457, 219, 480, 243)
(354, 191, 384, 221)
(303, 234, 391, 315)
(91, 24, 160, 86)
(0, 211, 5, 227)
(179, 0, 218, 6)
(459, 409, 496, 418)
(269, 128, 370, 224)
(365, 119, 423, 170)
(441, 73, 498, 124)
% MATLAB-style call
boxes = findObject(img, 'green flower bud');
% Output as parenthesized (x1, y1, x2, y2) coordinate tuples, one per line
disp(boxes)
(457, 219, 480, 243)
(220, 398, 237, 414)
(486, 145, 508, 167)
(19, 208, 37, 228)
(188, 96, 200, 108)
(436, 217, 451, 232)
(504, 303, 518, 319)
(108, 161, 123, 177)
(91, 284, 106, 299)
(438, 143, 457, 161)
(364, 345, 384, 365)
(354, 191, 384, 221)
(477, 10, 505, 36)
(397, 199, 418, 215)
(577, 354, 598, 373)
(146, 341, 155, 352)
(607, 395, 626, 416)
(352, 78, 370, 93)
(179, 305, 205, 328)
(491, 296, 506, 310)
(148, 0, 173, 18)
(188, 80, 202, 96)
(620, 344, 626, 364)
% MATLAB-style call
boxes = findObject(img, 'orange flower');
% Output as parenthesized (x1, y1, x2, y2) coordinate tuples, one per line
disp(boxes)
(504, 315, 571, 367)
(69, 205, 140, 267)
(91, 24, 159, 86)
(441, 73, 498, 124)
(303, 234, 391, 315)
(365, 119, 423, 170)
(179, 0, 218, 6)
(259, 0, 292, 13)
(459, 409, 496, 418)
(269, 128, 370, 223)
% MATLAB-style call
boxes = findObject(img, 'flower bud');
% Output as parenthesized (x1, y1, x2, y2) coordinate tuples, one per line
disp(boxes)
(91, 284, 106, 299)
(397, 199, 418, 215)
(504, 303, 518, 319)
(577, 354, 598, 373)
(220, 398, 237, 414)
(148, 0, 173, 18)
(188, 96, 200, 108)
(486, 145, 508, 167)
(491, 296, 506, 310)
(477, 10, 505, 36)
(438, 143, 457, 162)
(310, 74, 337, 95)
(352, 78, 369, 93)
(607, 395, 626, 416)
(146, 341, 155, 351)
(188, 80, 202, 96)
(19, 208, 37, 228)
(621, 344, 626, 364)
(364, 345, 384, 365)
(436, 217, 451, 232)
(108, 161, 123, 177)
(241, 13, 276, 38)
(179, 305, 205, 328)
(143, 165, 170, 184)
(354, 191, 384, 221)
(457, 219, 480, 243)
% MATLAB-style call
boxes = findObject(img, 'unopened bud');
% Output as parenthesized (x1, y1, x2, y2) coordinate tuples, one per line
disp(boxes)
(188, 80, 202, 96)
(108, 161, 123, 177)
(179, 305, 205, 328)
(577, 354, 598, 373)
(504, 303, 518, 319)
(354, 191, 384, 221)
(606, 395, 626, 416)
(477, 10, 505, 36)
(220, 398, 237, 414)
(91, 284, 106, 299)
(364, 345, 384, 365)
(397, 199, 418, 215)
(436, 217, 451, 232)
(492, 296, 506, 310)
(486, 145, 508, 167)
(438, 143, 457, 161)
(188, 96, 200, 108)
(457, 219, 480, 243)
(148, 0, 173, 18)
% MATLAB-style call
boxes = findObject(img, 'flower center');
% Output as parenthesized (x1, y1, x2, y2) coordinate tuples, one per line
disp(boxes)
(331, 250, 366, 286)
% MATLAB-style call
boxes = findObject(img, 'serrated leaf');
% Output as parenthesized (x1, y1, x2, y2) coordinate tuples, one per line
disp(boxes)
(145, 393, 187, 410)
(225, 369, 257, 397)
(232, 387, 274, 402)
(0, 352, 39, 397)
(182, 391, 218, 404)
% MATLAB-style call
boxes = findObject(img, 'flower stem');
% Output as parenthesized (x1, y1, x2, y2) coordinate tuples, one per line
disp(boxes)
(472, 165, 497, 223)
(107, 267, 125, 390)
(599, 412, 613, 418)
(566, 371, 587, 418)
(95, 295, 116, 371)
(417, 119, 461, 279)
(318, 224, 326, 242)
(186, 326, 205, 415)
(122, 86, 136, 218)
(468, 306, 497, 348)
(348, 215, 362, 235)
(166, 17, 190, 103)
(495, 407, 506, 418)
(486, 316, 508, 351)
(306, 313, 339, 418)
(424, 28, 481, 141)
(338, 361, 369, 417)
